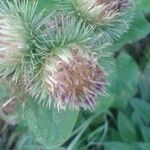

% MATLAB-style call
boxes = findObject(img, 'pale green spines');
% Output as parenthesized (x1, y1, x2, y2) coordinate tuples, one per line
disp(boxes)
(0, 2, 27, 79)
(43, 44, 107, 110)
(0, 0, 109, 110)
(23, 17, 99, 108)
(0, 0, 51, 81)
(57, 0, 133, 42)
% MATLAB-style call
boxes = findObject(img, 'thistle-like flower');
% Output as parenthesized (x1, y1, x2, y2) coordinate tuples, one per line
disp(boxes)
(0, 15, 25, 65)
(21, 16, 109, 110)
(75, 0, 130, 25)
(44, 44, 107, 110)
(0, 0, 109, 111)
(58, 0, 133, 42)
(0, 1, 30, 80)
(0, 0, 51, 80)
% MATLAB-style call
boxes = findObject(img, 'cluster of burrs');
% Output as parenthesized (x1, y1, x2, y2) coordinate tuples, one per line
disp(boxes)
(0, 0, 132, 111)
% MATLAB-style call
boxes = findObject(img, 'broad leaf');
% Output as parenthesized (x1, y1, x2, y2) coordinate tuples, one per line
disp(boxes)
(117, 112, 137, 143)
(103, 142, 135, 150)
(95, 55, 116, 112)
(131, 111, 143, 127)
(139, 64, 150, 102)
(109, 128, 122, 141)
(130, 99, 150, 123)
(140, 125, 150, 142)
(111, 53, 139, 109)
(24, 97, 78, 148)
(138, 143, 150, 150)
(110, 0, 150, 51)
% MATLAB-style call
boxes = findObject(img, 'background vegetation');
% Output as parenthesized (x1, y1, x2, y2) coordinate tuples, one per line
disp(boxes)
(0, 0, 150, 150)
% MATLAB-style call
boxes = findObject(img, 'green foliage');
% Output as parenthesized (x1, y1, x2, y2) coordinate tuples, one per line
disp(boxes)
(110, 53, 139, 109)
(139, 63, 150, 101)
(0, 0, 150, 149)
(103, 142, 135, 150)
(138, 143, 150, 150)
(110, 0, 150, 51)
(24, 97, 78, 148)
(130, 99, 150, 123)
(140, 125, 150, 142)
(95, 55, 115, 113)
(117, 112, 137, 143)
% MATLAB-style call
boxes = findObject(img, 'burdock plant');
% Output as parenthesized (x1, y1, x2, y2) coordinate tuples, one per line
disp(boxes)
(57, 0, 133, 42)
(0, 0, 134, 148)
(25, 17, 108, 110)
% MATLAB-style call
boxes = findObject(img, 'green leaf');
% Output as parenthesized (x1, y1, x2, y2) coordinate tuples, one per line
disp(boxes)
(130, 99, 150, 123)
(138, 143, 150, 150)
(103, 142, 135, 150)
(139, 64, 150, 102)
(110, 0, 150, 51)
(16, 133, 65, 150)
(117, 112, 137, 143)
(131, 111, 143, 127)
(96, 52, 138, 111)
(109, 128, 122, 141)
(111, 53, 139, 109)
(140, 126, 150, 142)
(95, 55, 115, 112)
(24, 97, 78, 148)
(95, 94, 114, 113)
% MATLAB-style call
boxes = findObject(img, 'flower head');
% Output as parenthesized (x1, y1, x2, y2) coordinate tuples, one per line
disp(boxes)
(44, 44, 107, 110)
(0, 0, 51, 81)
(0, 15, 25, 64)
(58, 0, 133, 42)
(76, 0, 130, 25)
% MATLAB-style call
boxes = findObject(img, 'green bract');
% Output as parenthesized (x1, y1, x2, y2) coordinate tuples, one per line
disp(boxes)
(0, 0, 109, 110)
(25, 16, 108, 109)
(0, 0, 51, 81)
(56, 0, 134, 43)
